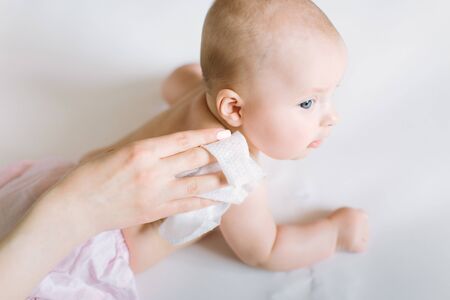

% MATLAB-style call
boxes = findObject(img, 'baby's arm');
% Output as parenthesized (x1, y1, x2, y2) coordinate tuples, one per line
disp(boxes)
(122, 221, 201, 274)
(220, 183, 369, 271)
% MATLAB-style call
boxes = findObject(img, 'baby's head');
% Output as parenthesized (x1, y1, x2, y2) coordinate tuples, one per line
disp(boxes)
(201, 0, 347, 160)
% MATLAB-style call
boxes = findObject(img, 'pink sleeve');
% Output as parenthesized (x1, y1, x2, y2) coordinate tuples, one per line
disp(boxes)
(0, 158, 138, 299)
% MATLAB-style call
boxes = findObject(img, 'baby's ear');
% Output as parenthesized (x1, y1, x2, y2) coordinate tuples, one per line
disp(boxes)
(216, 89, 243, 127)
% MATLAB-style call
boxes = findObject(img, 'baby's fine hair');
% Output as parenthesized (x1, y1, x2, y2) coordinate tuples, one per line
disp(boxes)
(200, 0, 340, 94)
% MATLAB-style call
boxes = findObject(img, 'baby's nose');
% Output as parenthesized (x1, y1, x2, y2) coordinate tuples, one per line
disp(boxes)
(321, 110, 339, 127)
(328, 113, 339, 126)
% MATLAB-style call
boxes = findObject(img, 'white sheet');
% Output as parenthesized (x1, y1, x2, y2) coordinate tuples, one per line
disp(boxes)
(1, 0, 449, 299)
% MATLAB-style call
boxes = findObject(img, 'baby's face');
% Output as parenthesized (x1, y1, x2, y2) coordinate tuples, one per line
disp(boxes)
(240, 36, 347, 160)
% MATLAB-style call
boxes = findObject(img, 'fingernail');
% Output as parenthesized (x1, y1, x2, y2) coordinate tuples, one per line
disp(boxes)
(216, 130, 231, 140)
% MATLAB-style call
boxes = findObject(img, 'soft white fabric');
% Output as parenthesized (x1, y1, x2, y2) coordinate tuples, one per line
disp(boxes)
(159, 131, 265, 245)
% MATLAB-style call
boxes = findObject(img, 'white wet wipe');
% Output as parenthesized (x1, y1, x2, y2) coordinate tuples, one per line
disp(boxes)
(159, 131, 265, 245)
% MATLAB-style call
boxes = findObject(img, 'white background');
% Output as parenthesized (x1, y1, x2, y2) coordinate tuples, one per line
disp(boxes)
(1, 1, 449, 299)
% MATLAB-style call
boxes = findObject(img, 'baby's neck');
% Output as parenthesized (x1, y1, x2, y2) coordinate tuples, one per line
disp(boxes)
(180, 86, 226, 132)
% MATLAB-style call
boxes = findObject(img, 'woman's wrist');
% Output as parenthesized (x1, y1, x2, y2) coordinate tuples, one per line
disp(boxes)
(34, 186, 100, 243)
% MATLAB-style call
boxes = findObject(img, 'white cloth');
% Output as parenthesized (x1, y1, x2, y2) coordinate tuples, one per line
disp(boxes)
(159, 131, 265, 245)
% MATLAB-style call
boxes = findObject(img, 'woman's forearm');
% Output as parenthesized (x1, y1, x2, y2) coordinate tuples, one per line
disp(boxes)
(0, 190, 93, 300)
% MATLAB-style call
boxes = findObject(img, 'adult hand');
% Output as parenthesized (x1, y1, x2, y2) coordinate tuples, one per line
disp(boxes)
(43, 128, 231, 236)
(0, 128, 230, 300)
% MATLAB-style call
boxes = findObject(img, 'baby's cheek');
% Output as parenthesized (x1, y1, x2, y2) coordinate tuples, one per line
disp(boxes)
(267, 122, 309, 159)
(243, 110, 309, 159)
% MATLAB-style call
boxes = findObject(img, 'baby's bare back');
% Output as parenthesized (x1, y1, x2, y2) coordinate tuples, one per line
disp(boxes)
(80, 84, 222, 164)
(114, 85, 221, 150)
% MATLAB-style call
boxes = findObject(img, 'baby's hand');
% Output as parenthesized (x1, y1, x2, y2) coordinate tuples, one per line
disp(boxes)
(328, 207, 369, 253)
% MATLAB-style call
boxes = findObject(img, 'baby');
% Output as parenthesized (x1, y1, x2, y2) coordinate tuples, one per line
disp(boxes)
(83, 0, 369, 273)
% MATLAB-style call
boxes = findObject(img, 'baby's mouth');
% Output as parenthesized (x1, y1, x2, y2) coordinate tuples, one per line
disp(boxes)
(307, 139, 322, 148)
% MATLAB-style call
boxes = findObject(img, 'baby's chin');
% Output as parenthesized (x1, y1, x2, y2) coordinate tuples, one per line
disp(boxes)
(261, 147, 312, 161)
(286, 146, 315, 160)
(290, 150, 311, 160)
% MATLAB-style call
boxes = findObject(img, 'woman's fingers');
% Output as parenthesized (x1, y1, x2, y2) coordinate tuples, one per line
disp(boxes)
(163, 146, 217, 176)
(169, 172, 227, 199)
(138, 128, 230, 158)
(158, 197, 218, 219)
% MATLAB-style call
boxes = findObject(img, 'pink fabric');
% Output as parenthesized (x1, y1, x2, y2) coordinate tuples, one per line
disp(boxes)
(0, 159, 75, 240)
(0, 160, 34, 189)
(0, 158, 138, 300)
(28, 230, 138, 300)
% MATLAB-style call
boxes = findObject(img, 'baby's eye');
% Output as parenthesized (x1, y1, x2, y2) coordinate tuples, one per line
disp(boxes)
(298, 99, 315, 109)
